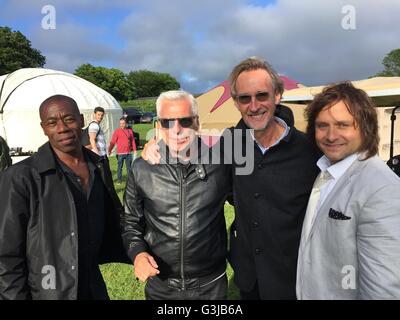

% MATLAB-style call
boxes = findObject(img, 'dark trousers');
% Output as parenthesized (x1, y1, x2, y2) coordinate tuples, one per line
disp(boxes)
(240, 282, 261, 300)
(116, 153, 132, 182)
(145, 272, 227, 300)
(99, 156, 114, 188)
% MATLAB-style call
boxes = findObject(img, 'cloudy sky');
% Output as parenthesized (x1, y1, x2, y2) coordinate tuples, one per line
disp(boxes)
(1, 0, 399, 93)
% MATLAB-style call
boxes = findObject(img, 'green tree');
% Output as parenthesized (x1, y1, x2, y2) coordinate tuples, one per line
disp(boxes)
(127, 70, 180, 98)
(0, 26, 46, 75)
(74, 64, 133, 101)
(375, 48, 400, 77)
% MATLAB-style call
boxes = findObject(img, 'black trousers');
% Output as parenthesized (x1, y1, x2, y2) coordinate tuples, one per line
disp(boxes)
(240, 282, 261, 300)
(100, 156, 114, 187)
(145, 272, 227, 300)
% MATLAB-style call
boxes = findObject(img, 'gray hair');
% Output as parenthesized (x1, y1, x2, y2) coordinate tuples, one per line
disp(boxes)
(229, 56, 284, 99)
(156, 90, 198, 116)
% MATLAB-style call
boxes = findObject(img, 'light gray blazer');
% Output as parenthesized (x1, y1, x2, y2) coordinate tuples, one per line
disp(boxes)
(297, 155, 400, 299)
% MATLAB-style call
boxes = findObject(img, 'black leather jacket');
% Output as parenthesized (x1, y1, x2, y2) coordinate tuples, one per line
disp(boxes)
(122, 140, 231, 280)
(0, 143, 128, 300)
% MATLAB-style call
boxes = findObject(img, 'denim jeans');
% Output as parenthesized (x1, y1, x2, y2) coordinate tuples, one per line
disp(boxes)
(116, 153, 132, 182)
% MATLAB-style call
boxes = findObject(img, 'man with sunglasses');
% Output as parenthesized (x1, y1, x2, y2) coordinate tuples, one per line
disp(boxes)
(226, 57, 319, 299)
(121, 90, 231, 300)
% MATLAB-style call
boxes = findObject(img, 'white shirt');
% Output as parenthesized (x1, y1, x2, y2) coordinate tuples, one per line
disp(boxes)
(250, 116, 290, 154)
(89, 122, 107, 157)
(315, 153, 359, 213)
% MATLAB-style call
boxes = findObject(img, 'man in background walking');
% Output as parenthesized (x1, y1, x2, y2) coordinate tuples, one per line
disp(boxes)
(108, 117, 137, 184)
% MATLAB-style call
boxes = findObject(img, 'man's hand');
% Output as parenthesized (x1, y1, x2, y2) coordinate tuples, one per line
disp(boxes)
(134, 252, 160, 282)
(142, 138, 161, 165)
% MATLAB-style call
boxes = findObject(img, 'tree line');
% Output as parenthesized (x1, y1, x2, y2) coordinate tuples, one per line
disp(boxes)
(1, 26, 400, 100)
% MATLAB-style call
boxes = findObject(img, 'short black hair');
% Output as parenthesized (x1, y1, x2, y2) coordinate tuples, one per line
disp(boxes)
(94, 106, 105, 114)
(39, 94, 79, 120)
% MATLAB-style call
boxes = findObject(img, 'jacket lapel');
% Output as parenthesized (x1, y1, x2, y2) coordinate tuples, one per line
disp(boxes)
(305, 158, 367, 243)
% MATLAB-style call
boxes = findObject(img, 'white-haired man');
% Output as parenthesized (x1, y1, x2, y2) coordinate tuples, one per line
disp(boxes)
(121, 90, 231, 300)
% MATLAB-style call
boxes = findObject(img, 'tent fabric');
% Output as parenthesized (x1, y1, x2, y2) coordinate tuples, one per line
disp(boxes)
(282, 77, 400, 107)
(0, 68, 122, 153)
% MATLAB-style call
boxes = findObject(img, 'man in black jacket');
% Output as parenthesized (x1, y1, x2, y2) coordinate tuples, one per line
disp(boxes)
(0, 95, 128, 300)
(227, 57, 319, 299)
(121, 90, 231, 300)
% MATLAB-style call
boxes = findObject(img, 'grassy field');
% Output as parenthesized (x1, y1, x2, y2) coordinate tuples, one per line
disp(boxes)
(100, 125, 239, 300)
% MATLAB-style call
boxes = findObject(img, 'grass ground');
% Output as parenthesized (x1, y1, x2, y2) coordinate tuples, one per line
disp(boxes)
(100, 124, 239, 300)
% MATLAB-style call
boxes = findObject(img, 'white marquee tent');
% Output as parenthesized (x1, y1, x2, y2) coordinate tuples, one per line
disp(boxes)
(0, 68, 123, 155)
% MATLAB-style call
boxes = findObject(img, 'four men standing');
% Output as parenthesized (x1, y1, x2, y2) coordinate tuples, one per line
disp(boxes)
(0, 58, 399, 300)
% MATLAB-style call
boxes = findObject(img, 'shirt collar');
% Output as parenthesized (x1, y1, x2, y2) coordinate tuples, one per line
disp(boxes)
(317, 153, 359, 180)
(250, 116, 290, 154)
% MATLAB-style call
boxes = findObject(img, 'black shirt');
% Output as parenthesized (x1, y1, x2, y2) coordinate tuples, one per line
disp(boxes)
(224, 119, 320, 299)
(56, 156, 106, 300)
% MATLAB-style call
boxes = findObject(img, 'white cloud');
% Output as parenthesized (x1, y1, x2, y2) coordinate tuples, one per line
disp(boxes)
(114, 0, 400, 92)
(2, 0, 400, 93)
(30, 24, 116, 72)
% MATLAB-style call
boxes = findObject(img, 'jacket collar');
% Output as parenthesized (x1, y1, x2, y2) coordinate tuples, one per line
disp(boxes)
(34, 142, 102, 174)
(234, 117, 294, 144)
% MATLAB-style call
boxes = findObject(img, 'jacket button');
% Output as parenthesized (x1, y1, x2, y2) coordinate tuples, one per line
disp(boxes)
(71, 266, 76, 270)
(71, 232, 75, 236)
(254, 193, 260, 199)
(253, 221, 259, 228)
(255, 248, 263, 255)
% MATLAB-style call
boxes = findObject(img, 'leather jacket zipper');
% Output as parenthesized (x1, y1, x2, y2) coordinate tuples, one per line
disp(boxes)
(178, 165, 186, 290)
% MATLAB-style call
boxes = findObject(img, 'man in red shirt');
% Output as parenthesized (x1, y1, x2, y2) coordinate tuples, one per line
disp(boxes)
(108, 117, 137, 184)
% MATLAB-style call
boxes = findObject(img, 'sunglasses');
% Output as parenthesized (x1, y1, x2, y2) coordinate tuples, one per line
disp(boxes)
(159, 116, 196, 129)
(236, 92, 269, 104)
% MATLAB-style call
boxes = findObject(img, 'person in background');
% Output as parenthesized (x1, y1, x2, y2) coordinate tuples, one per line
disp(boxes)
(88, 107, 107, 157)
(87, 106, 113, 187)
(108, 117, 137, 184)
(297, 82, 400, 299)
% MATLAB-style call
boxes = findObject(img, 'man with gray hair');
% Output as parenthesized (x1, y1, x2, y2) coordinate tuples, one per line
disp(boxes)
(226, 57, 319, 299)
(121, 90, 231, 300)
